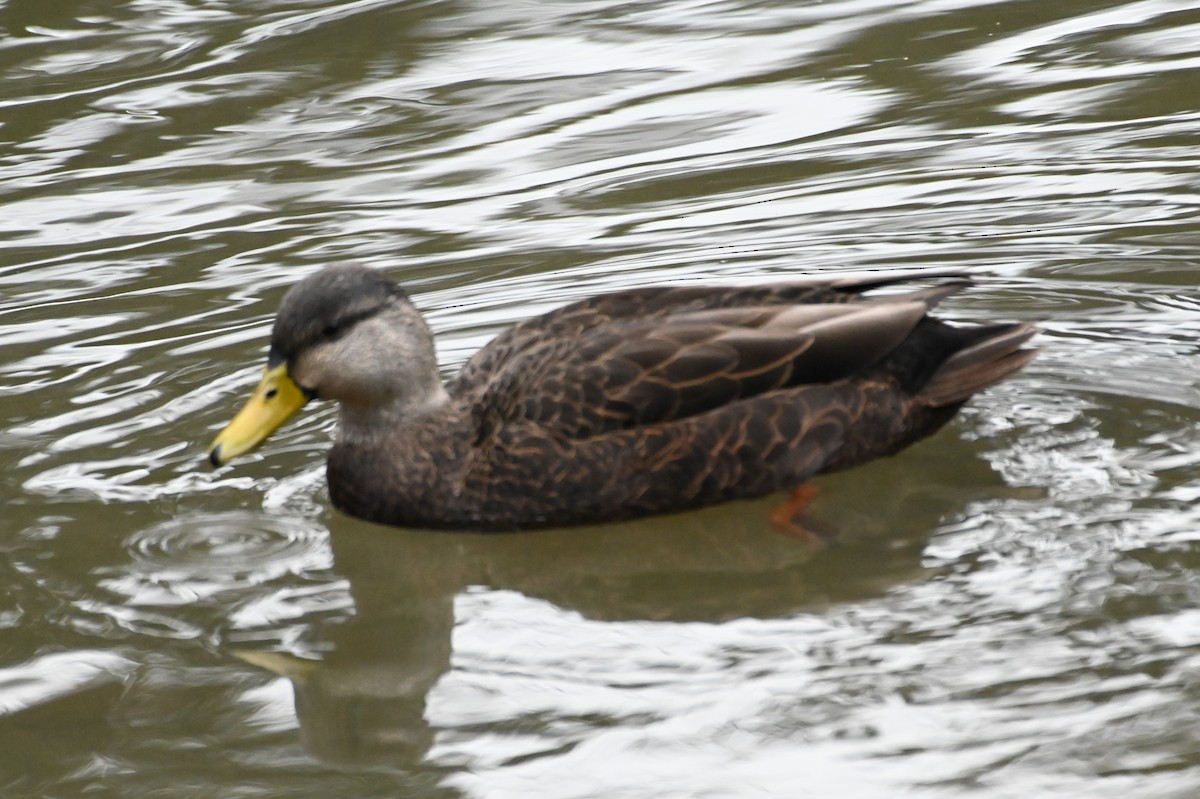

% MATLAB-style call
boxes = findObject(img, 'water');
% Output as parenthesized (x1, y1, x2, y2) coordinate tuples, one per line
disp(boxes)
(3, 0, 1200, 795)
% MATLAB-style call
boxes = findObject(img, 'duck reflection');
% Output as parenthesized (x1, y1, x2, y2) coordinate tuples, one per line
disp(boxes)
(249, 444, 1003, 769)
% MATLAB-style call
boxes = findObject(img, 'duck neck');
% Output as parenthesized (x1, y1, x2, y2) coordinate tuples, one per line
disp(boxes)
(336, 381, 451, 447)
(326, 299, 452, 447)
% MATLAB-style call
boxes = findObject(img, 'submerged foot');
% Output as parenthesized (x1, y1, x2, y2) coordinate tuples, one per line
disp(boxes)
(769, 484, 836, 546)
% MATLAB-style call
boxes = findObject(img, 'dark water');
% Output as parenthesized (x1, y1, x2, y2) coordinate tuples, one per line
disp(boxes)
(3, 0, 1200, 796)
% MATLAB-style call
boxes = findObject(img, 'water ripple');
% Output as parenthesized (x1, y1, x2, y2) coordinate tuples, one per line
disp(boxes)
(97, 512, 333, 608)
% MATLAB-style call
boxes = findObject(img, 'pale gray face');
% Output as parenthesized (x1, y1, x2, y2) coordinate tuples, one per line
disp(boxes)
(269, 264, 446, 428)
(268, 263, 406, 377)
(290, 306, 439, 406)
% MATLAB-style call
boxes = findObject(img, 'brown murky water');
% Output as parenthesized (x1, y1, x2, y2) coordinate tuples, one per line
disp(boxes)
(3, 1, 1200, 796)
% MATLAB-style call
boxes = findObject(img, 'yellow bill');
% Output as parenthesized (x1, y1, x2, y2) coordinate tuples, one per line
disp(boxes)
(208, 363, 310, 467)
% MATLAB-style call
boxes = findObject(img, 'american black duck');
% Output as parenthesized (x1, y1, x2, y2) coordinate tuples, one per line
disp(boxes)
(208, 264, 1037, 532)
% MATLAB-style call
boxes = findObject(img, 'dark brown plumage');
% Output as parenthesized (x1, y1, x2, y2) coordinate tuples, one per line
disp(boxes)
(208, 264, 1038, 532)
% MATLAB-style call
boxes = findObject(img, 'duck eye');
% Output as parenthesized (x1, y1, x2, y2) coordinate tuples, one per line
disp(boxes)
(322, 323, 342, 339)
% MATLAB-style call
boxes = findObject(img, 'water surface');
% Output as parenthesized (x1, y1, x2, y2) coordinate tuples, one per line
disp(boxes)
(3, 0, 1200, 796)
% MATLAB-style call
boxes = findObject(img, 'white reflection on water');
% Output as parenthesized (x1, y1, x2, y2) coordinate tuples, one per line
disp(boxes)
(949, 0, 1200, 85)
(0, 650, 136, 716)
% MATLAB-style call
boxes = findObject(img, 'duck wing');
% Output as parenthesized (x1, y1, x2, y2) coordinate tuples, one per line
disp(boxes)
(467, 281, 967, 442)
(448, 271, 968, 399)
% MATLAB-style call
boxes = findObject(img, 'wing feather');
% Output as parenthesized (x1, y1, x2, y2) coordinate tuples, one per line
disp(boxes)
(448, 271, 969, 397)
(471, 301, 947, 441)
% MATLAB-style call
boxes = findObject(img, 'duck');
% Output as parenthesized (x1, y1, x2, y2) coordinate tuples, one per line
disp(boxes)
(207, 264, 1037, 533)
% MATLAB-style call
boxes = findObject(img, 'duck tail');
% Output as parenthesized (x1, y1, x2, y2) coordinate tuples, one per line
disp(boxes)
(918, 322, 1039, 407)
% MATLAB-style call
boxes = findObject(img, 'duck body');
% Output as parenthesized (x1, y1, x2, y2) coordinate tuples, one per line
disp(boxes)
(209, 265, 1038, 532)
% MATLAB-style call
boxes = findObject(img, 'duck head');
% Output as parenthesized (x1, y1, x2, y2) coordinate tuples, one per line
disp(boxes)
(208, 263, 446, 467)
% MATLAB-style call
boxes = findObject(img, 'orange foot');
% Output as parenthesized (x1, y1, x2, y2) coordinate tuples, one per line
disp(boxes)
(769, 484, 835, 546)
